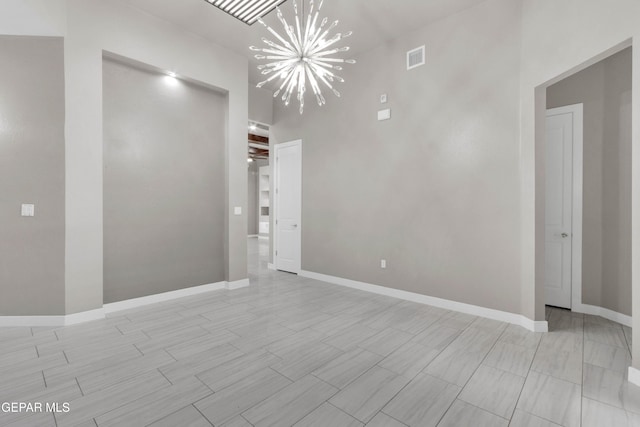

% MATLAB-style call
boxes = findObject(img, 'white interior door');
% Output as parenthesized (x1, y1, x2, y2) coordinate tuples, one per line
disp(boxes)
(545, 110, 574, 309)
(275, 140, 301, 273)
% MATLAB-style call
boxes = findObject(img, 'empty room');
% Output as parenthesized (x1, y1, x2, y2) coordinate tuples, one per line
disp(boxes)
(1, 0, 639, 426)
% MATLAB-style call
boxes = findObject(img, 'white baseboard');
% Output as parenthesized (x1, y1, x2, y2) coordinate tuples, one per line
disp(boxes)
(573, 303, 632, 328)
(226, 279, 250, 290)
(0, 308, 106, 327)
(268, 263, 276, 271)
(258, 236, 269, 240)
(65, 308, 106, 325)
(299, 270, 548, 333)
(629, 367, 640, 387)
(0, 315, 66, 327)
(0, 279, 254, 327)
(104, 281, 227, 314)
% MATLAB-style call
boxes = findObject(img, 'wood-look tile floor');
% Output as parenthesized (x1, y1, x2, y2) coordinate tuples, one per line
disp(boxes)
(0, 238, 637, 426)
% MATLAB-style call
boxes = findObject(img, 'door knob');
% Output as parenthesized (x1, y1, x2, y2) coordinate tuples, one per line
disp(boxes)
(561, 233, 569, 238)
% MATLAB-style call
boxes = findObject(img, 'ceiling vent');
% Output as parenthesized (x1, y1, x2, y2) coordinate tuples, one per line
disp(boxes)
(203, 0, 287, 25)
(407, 45, 425, 70)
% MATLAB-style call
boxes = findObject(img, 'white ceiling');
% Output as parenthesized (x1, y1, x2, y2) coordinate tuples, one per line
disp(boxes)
(123, 0, 488, 84)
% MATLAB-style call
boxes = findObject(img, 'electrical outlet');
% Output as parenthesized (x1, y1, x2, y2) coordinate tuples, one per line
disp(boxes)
(381, 259, 387, 269)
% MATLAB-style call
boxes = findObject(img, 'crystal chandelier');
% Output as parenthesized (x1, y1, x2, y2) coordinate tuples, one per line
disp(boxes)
(251, 0, 355, 114)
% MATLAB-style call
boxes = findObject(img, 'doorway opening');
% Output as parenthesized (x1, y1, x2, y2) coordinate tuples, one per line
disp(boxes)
(540, 45, 632, 327)
(247, 121, 270, 276)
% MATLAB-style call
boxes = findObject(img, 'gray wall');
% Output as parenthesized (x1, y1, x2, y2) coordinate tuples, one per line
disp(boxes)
(248, 162, 258, 235)
(0, 36, 66, 315)
(249, 85, 273, 125)
(248, 159, 269, 236)
(547, 47, 632, 316)
(272, 0, 524, 314)
(103, 57, 226, 303)
(0, 36, 65, 316)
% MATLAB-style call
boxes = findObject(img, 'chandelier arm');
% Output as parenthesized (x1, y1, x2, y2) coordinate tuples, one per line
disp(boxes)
(256, 61, 297, 88)
(306, 14, 323, 56)
(285, 24, 303, 54)
(308, 60, 343, 78)
(307, 62, 340, 96)
(257, 47, 294, 56)
(307, 33, 344, 55)
(260, 38, 294, 55)
(282, 67, 300, 104)
(308, 62, 343, 83)
(258, 18, 295, 51)
(311, 47, 349, 58)
(294, 15, 304, 49)
(298, 65, 307, 103)
(275, 66, 298, 97)
(305, 17, 330, 51)
(260, 55, 299, 60)
(308, 20, 339, 51)
(304, 63, 326, 105)
(292, 65, 306, 110)
(274, 8, 302, 54)
(261, 58, 299, 72)
(302, 6, 316, 49)
(308, 57, 346, 63)
(293, 1, 305, 51)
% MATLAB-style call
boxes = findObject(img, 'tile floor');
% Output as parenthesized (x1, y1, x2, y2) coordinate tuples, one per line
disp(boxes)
(0, 237, 637, 426)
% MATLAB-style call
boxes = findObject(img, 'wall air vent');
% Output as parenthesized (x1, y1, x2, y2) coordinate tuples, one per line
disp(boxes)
(407, 45, 425, 70)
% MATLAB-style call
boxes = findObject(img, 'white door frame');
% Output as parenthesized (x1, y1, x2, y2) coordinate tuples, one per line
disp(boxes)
(546, 103, 583, 310)
(273, 139, 302, 273)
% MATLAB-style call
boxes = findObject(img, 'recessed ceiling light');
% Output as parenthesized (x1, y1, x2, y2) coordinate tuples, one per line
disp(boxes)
(203, 0, 287, 25)
(164, 75, 178, 86)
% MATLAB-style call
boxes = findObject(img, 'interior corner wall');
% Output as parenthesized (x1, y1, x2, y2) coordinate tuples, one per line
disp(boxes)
(546, 47, 632, 316)
(102, 58, 226, 303)
(0, 36, 66, 315)
(272, 0, 524, 315)
(249, 85, 274, 125)
(0, 0, 67, 37)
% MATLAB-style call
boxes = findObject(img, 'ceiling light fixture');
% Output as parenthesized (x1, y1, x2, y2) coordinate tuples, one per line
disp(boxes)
(251, 0, 355, 114)
(203, 0, 287, 25)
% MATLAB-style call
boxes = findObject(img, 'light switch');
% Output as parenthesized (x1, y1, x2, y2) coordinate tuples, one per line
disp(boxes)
(380, 94, 388, 104)
(378, 109, 391, 121)
(21, 204, 35, 217)
(234, 206, 242, 216)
